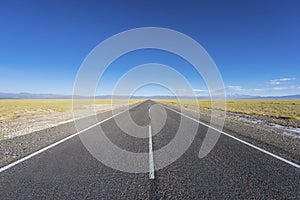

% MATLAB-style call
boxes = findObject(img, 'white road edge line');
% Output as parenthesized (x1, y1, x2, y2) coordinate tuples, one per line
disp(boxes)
(149, 124, 155, 179)
(163, 105, 300, 169)
(0, 103, 141, 173)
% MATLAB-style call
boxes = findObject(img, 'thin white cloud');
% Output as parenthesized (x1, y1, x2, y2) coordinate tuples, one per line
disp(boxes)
(278, 78, 296, 81)
(269, 77, 296, 85)
(272, 86, 297, 90)
(272, 87, 287, 90)
(227, 86, 243, 91)
(252, 88, 265, 92)
(269, 81, 281, 85)
(192, 88, 208, 92)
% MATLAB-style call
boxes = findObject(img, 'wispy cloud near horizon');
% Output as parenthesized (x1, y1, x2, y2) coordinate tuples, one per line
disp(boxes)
(227, 86, 243, 91)
(269, 77, 296, 85)
(192, 88, 208, 93)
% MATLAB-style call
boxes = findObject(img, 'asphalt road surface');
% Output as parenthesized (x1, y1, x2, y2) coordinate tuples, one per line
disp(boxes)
(0, 100, 299, 199)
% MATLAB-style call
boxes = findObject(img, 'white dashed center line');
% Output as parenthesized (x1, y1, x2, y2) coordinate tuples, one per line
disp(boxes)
(148, 108, 155, 179)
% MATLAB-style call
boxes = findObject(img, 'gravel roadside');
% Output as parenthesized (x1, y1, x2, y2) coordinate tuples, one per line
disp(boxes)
(0, 104, 134, 168)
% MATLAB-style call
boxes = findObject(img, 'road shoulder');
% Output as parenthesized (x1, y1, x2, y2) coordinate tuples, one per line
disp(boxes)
(161, 102, 300, 165)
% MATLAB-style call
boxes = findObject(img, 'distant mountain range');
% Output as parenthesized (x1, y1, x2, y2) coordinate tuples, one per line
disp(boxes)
(0, 92, 300, 100)
(225, 94, 300, 100)
(0, 92, 73, 99)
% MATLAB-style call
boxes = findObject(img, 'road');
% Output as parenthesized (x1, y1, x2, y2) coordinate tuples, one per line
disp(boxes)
(0, 100, 299, 199)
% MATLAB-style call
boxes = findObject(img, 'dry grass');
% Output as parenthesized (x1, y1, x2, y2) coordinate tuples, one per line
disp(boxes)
(4, 99, 297, 122)
(156, 99, 300, 121)
(0, 100, 72, 120)
(0, 99, 143, 121)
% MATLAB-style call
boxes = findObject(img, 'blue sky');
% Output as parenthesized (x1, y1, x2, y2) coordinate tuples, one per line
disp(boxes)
(0, 0, 299, 96)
